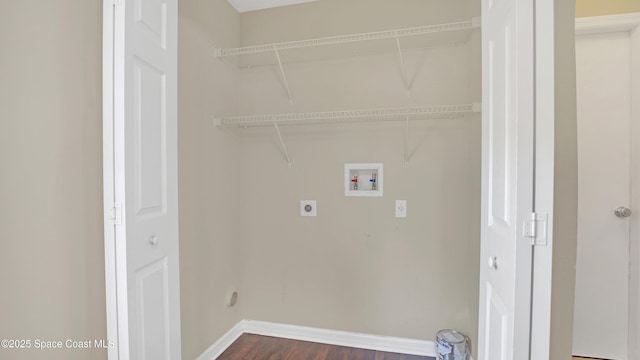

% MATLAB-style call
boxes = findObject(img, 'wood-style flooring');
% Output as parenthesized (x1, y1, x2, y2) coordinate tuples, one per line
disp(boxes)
(217, 334, 436, 360)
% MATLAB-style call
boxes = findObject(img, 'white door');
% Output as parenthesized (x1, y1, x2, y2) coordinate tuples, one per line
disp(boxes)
(103, 0, 181, 359)
(478, 0, 535, 358)
(573, 30, 633, 360)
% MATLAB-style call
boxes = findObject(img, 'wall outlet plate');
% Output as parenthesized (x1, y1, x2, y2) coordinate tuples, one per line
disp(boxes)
(300, 200, 317, 216)
(395, 200, 407, 218)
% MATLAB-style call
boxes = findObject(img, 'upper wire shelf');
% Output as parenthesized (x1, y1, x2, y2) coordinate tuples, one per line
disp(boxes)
(214, 104, 480, 128)
(214, 18, 481, 58)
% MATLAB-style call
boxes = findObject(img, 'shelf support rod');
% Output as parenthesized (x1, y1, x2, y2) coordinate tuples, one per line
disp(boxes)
(404, 115, 410, 167)
(273, 121, 292, 168)
(274, 48, 294, 105)
(395, 33, 411, 97)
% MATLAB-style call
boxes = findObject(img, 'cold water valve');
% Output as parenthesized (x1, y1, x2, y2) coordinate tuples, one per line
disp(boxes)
(370, 173, 377, 191)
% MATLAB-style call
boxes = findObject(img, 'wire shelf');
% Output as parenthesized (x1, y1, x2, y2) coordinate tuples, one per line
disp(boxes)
(215, 18, 480, 58)
(214, 104, 480, 128)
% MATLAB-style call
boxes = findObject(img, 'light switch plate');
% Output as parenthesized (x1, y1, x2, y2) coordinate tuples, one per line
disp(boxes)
(301, 200, 317, 216)
(395, 200, 407, 218)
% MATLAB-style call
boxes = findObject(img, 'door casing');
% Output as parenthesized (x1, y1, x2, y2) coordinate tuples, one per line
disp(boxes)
(574, 12, 640, 360)
(103, 1, 118, 358)
(572, 14, 640, 359)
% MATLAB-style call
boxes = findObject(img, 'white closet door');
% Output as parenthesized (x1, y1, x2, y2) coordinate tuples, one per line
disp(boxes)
(104, 0, 181, 359)
(478, 0, 535, 358)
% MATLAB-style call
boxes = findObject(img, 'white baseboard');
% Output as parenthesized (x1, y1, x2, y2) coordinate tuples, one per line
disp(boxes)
(242, 320, 437, 357)
(194, 321, 244, 360)
(195, 319, 479, 359)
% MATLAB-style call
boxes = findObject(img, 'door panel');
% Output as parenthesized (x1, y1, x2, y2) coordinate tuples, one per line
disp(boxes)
(486, 284, 509, 359)
(135, 0, 168, 49)
(136, 257, 171, 360)
(133, 58, 167, 218)
(479, 0, 534, 358)
(573, 31, 632, 360)
(488, 21, 511, 228)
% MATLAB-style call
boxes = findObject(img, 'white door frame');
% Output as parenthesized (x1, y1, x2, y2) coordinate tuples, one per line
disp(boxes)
(528, 1, 555, 358)
(102, 0, 119, 358)
(103, 0, 131, 357)
(575, 12, 640, 360)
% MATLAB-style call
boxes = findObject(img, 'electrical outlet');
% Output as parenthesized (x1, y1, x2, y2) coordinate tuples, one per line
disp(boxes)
(301, 200, 317, 216)
(396, 200, 407, 218)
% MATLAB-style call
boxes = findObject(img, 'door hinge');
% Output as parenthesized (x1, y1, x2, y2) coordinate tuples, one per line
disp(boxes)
(108, 203, 122, 225)
(113, 0, 122, 6)
(524, 212, 548, 246)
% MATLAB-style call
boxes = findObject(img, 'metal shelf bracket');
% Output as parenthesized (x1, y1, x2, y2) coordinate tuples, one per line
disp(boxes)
(273, 121, 292, 168)
(395, 33, 411, 97)
(404, 116, 410, 168)
(274, 47, 294, 105)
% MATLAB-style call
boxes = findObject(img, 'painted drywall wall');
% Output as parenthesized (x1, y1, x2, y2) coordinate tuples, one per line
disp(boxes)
(576, 0, 640, 17)
(235, 0, 481, 349)
(550, 0, 578, 358)
(178, 1, 243, 359)
(0, 1, 106, 360)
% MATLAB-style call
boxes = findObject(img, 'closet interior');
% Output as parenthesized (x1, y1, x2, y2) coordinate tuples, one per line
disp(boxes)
(178, 0, 481, 358)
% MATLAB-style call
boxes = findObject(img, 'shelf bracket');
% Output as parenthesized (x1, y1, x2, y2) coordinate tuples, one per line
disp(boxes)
(274, 47, 294, 105)
(395, 33, 411, 97)
(273, 121, 292, 168)
(404, 116, 410, 167)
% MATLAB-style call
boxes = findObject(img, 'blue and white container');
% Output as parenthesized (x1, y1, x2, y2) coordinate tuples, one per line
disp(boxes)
(436, 329, 469, 360)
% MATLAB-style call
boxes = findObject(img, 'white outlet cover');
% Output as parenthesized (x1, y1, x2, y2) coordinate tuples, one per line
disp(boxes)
(395, 200, 407, 218)
(300, 200, 317, 216)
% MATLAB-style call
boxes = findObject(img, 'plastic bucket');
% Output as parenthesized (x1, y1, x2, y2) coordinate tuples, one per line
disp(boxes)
(436, 329, 469, 360)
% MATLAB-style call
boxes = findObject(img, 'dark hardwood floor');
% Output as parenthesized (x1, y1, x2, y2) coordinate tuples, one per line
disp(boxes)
(217, 334, 436, 360)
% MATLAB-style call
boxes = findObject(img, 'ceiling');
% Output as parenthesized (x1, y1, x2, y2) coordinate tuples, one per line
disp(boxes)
(226, 0, 320, 13)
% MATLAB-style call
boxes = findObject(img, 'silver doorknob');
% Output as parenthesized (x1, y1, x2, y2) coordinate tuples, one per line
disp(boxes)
(488, 256, 498, 270)
(615, 207, 632, 218)
(149, 235, 158, 246)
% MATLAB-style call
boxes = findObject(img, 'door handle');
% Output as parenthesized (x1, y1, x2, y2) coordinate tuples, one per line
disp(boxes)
(615, 207, 632, 218)
(149, 235, 158, 246)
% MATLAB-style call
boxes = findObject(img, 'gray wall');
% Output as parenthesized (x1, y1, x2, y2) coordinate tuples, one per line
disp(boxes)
(178, 1, 243, 359)
(0, 1, 244, 359)
(550, 0, 578, 358)
(0, 1, 106, 359)
(235, 0, 482, 346)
